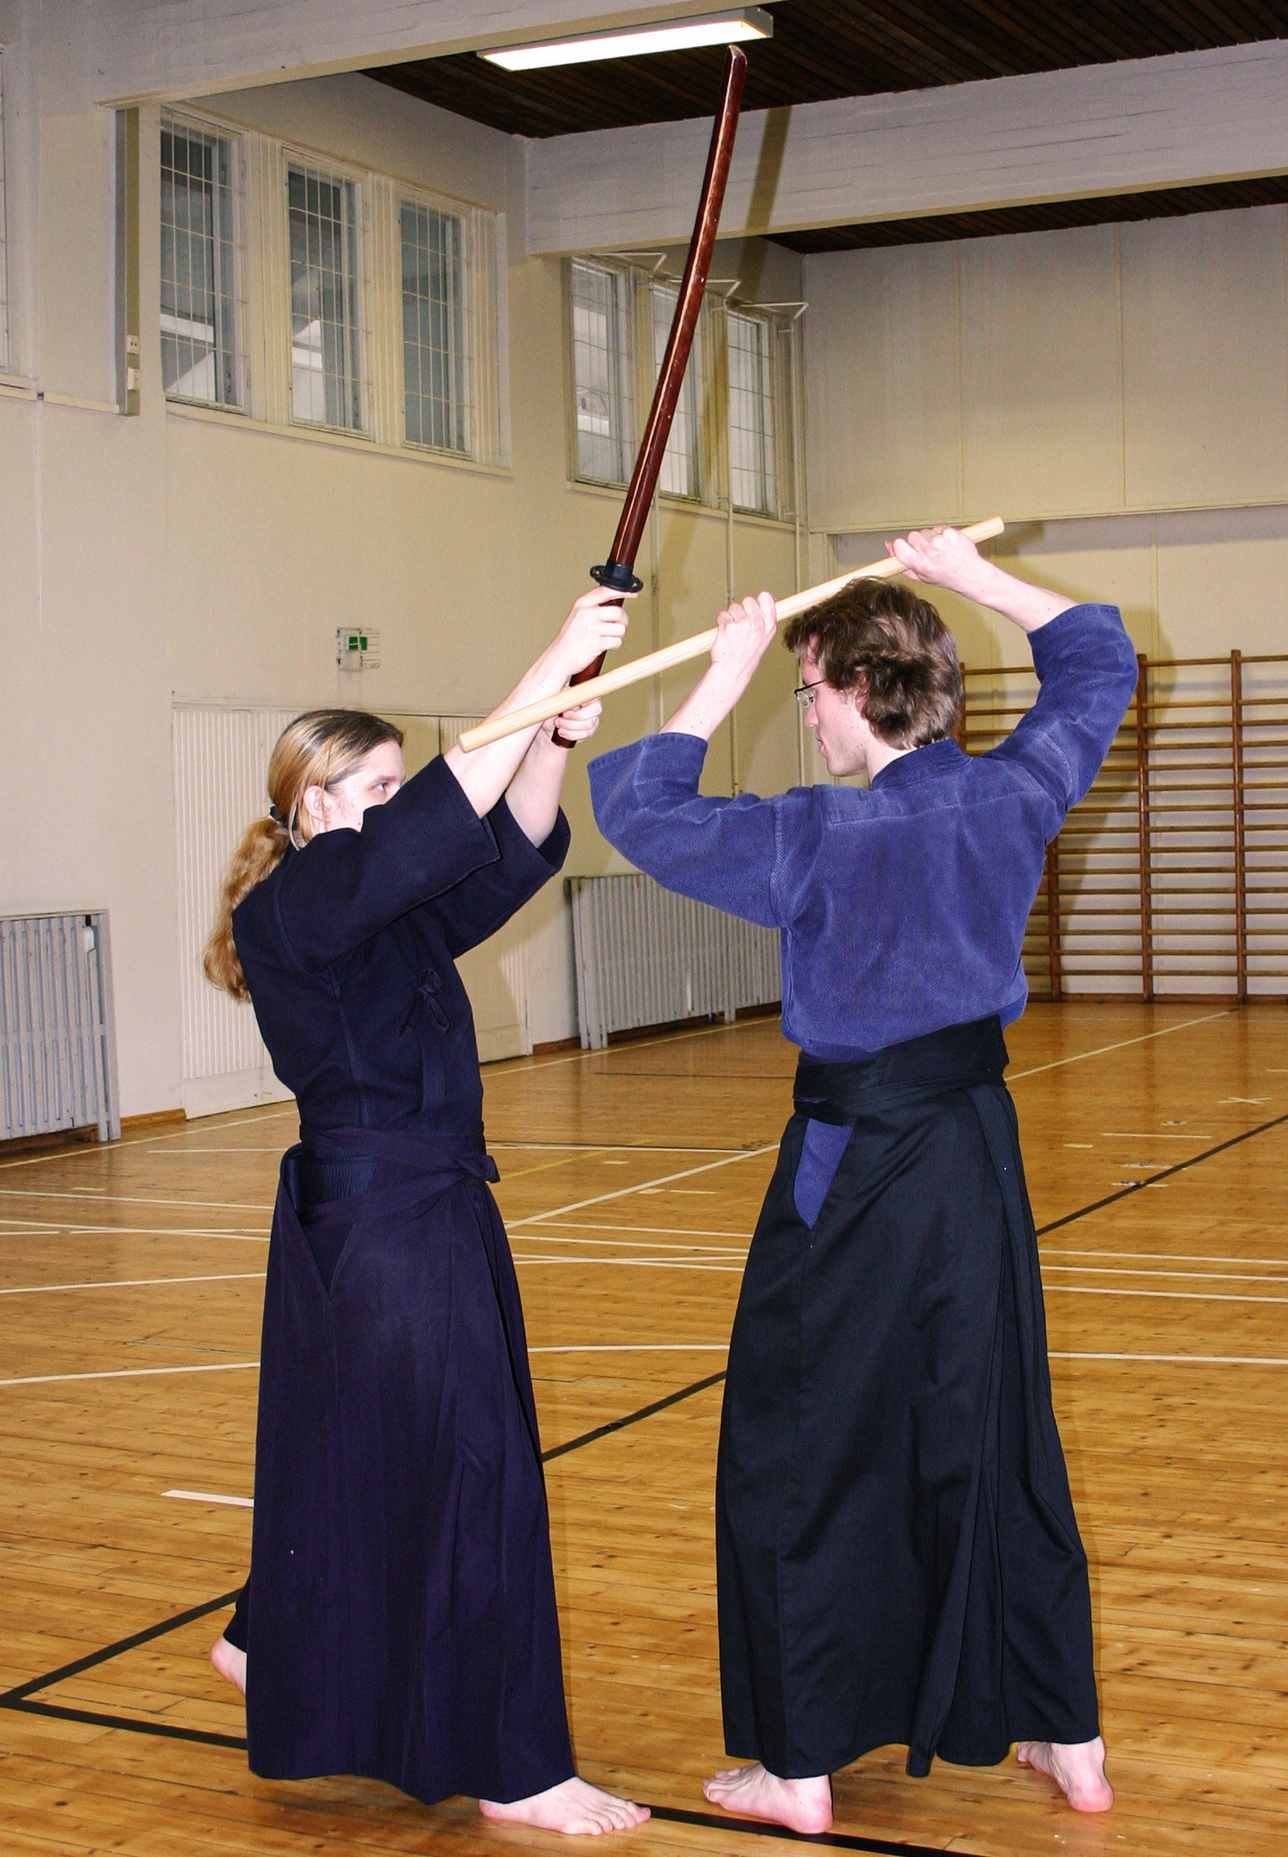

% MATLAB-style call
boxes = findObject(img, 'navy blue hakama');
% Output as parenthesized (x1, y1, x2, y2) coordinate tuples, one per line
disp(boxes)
(717, 1019, 1099, 1779)
(243, 1125, 573, 1805)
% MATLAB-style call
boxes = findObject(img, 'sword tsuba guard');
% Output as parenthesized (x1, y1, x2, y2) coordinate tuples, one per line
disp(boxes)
(590, 560, 644, 595)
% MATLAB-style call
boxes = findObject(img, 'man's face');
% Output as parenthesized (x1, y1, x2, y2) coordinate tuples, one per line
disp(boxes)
(800, 647, 869, 779)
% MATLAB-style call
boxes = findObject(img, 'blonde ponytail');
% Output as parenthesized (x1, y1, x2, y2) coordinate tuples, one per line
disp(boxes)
(203, 816, 290, 1001)
(202, 707, 405, 1002)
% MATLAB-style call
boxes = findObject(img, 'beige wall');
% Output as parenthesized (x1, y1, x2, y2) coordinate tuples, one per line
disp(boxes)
(805, 209, 1288, 665)
(1, 22, 804, 1117)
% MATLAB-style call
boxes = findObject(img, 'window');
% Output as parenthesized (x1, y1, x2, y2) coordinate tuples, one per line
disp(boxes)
(155, 118, 503, 468)
(567, 260, 797, 517)
(401, 199, 470, 454)
(650, 282, 702, 500)
(728, 309, 777, 515)
(287, 162, 366, 433)
(0, 54, 11, 370)
(160, 117, 243, 408)
(570, 259, 633, 485)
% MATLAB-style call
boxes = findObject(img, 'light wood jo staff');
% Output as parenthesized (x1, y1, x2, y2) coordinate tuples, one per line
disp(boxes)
(458, 516, 1005, 753)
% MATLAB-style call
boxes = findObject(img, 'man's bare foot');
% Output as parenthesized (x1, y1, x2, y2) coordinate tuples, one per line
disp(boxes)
(1016, 1736, 1113, 1813)
(479, 1777, 649, 1836)
(702, 1762, 833, 1834)
(210, 1635, 246, 1696)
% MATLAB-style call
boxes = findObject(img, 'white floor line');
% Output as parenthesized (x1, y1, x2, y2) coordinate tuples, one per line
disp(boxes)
(1007, 1010, 1232, 1080)
(535, 1220, 751, 1240)
(530, 1343, 729, 1354)
(495, 1142, 743, 1155)
(1043, 1263, 1288, 1285)
(1054, 1350, 1288, 1366)
(163, 1488, 253, 1508)
(1042, 1244, 1288, 1268)
(0, 1217, 268, 1243)
(0, 1272, 266, 1296)
(0, 1361, 259, 1387)
(512, 1254, 1288, 1297)
(0, 1189, 274, 1213)
(7, 1336, 1283, 1391)
(1048, 1283, 1288, 1305)
(516, 1255, 741, 1273)
(512, 1146, 776, 1227)
(509, 1231, 745, 1255)
(0, 1106, 295, 1171)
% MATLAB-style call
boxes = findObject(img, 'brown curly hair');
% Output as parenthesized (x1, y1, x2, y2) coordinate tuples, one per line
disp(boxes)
(782, 578, 962, 749)
(203, 708, 404, 1001)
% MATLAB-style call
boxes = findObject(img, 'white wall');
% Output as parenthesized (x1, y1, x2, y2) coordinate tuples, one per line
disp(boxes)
(0, 9, 804, 1118)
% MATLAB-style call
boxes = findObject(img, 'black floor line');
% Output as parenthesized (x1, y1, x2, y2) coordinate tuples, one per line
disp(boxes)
(4, 1695, 246, 1750)
(541, 1369, 728, 1463)
(646, 1804, 948, 1853)
(1037, 1107, 1288, 1236)
(0, 1589, 242, 1704)
(5, 1098, 1286, 1847)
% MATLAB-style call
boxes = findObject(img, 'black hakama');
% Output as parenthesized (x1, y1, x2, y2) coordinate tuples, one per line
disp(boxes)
(242, 1124, 574, 1805)
(716, 1017, 1099, 1779)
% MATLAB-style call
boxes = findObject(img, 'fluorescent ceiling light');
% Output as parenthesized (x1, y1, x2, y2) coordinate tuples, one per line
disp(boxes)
(479, 8, 773, 72)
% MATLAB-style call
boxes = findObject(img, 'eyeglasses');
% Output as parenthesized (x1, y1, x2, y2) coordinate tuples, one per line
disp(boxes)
(794, 680, 825, 712)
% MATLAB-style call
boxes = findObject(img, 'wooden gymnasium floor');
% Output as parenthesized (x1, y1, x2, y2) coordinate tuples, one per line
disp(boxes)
(2, 999, 1287, 1857)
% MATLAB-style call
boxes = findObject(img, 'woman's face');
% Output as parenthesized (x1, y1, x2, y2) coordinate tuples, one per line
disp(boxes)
(307, 740, 405, 835)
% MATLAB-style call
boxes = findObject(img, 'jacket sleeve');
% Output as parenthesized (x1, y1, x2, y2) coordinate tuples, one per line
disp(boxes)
(429, 798, 571, 958)
(588, 732, 790, 929)
(987, 603, 1139, 818)
(268, 755, 503, 969)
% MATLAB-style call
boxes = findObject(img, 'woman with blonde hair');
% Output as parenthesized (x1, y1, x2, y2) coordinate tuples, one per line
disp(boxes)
(204, 587, 647, 1838)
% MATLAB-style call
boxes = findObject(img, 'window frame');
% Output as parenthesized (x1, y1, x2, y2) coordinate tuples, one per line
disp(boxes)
(398, 188, 475, 460)
(567, 256, 636, 490)
(283, 152, 370, 438)
(726, 304, 779, 518)
(159, 111, 246, 413)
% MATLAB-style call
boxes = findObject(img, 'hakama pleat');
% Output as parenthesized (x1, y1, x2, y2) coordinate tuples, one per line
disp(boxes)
(716, 1018, 1099, 1779)
(243, 1125, 573, 1806)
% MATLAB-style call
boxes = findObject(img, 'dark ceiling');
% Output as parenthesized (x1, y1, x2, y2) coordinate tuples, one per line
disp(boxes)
(366, 2, 1288, 249)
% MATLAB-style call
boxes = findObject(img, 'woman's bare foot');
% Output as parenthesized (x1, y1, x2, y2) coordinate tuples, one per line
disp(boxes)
(209, 1634, 246, 1696)
(1016, 1736, 1113, 1813)
(702, 1762, 833, 1834)
(479, 1777, 649, 1836)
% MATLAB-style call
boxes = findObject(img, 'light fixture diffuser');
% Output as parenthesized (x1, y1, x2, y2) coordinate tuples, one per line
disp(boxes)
(479, 7, 773, 72)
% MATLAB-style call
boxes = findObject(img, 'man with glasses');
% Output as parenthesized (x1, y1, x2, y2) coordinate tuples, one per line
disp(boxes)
(589, 525, 1137, 1835)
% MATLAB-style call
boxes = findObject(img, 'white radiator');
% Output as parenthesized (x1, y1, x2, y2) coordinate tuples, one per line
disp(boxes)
(569, 875, 780, 1049)
(0, 911, 121, 1142)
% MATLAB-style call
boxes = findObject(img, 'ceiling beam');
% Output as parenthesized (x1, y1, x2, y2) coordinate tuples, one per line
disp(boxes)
(89, 0, 737, 107)
(525, 39, 1288, 254)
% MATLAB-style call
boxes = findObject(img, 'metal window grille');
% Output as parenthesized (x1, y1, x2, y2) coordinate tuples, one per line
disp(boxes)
(401, 198, 471, 454)
(651, 282, 702, 499)
(288, 162, 367, 432)
(160, 116, 244, 408)
(728, 308, 777, 515)
(570, 259, 633, 485)
(0, 54, 9, 370)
